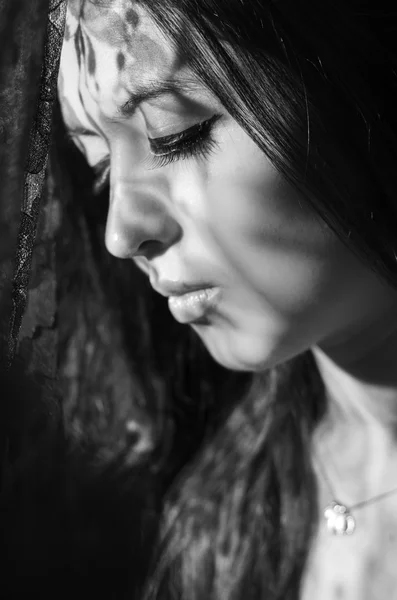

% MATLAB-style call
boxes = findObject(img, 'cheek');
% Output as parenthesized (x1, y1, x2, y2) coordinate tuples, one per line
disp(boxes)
(205, 139, 348, 316)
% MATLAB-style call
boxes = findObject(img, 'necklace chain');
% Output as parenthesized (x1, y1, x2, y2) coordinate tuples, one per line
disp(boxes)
(350, 485, 397, 511)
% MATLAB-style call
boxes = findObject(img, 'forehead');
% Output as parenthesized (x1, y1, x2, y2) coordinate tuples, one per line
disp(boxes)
(60, 0, 183, 121)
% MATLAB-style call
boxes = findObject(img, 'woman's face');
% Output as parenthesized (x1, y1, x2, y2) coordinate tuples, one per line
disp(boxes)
(58, 1, 393, 371)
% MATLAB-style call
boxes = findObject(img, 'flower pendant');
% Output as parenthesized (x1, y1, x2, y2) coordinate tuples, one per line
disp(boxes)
(324, 501, 356, 535)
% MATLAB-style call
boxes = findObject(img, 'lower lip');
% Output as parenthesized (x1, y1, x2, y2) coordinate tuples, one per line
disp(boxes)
(168, 287, 221, 324)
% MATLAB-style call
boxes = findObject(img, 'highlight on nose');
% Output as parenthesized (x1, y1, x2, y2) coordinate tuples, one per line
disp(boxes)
(104, 186, 181, 259)
(105, 227, 167, 259)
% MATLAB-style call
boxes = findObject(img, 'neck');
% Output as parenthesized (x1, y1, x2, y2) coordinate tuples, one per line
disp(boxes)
(311, 302, 397, 503)
(313, 300, 397, 433)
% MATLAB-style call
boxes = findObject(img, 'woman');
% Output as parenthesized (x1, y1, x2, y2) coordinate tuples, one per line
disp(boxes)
(57, 1, 397, 599)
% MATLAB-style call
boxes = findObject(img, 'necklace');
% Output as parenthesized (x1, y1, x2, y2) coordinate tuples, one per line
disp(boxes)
(314, 453, 397, 536)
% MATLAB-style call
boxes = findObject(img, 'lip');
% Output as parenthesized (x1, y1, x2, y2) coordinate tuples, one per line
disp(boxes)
(167, 287, 221, 324)
(151, 278, 215, 298)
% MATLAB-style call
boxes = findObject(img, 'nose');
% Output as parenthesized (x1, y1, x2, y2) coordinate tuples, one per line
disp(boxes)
(105, 178, 182, 259)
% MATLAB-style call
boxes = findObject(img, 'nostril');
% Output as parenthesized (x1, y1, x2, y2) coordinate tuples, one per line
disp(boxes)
(136, 239, 166, 259)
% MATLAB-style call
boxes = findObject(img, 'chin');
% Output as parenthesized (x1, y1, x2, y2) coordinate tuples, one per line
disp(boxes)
(191, 324, 286, 373)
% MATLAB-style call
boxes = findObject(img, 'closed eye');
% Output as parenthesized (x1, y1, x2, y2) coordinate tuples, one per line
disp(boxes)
(145, 114, 221, 169)
(92, 156, 111, 195)
(90, 113, 222, 192)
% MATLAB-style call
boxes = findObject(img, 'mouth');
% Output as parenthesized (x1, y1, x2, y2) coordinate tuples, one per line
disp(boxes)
(167, 287, 221, 324)
(148, 273, 222, 324)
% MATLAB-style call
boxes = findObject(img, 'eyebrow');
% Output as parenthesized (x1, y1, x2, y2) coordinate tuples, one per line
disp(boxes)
(117, 77, 202, 118)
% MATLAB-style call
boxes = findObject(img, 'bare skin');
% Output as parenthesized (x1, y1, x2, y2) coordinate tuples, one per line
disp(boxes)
(303, 324, 397, 600)
(59, 2, 397, 597)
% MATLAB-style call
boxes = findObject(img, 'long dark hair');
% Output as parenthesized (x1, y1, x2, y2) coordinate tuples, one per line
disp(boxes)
(55, 1, 397, 598)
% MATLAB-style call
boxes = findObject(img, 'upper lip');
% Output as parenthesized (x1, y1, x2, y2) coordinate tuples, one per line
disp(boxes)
(151, 280, 215, 298)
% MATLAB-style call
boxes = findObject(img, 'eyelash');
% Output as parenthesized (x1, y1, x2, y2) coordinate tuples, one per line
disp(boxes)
(91, 114, 221, 194)
(146, 114, 221, 170)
